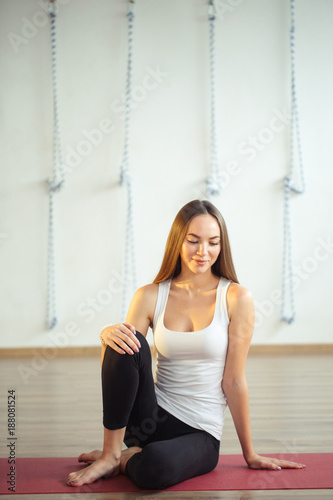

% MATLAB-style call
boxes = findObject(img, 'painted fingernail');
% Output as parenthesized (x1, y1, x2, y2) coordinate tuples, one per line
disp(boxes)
(276, 466, 281, 470)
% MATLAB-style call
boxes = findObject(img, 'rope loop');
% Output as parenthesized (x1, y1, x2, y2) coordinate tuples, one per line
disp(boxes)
(48, 178, 65, 193)
(46, 0, 64, 330)
(208, 0, 217, 20)
(127, 0, 135, 15)
(205, 2, 221, 199)
(118, 0, 137, 320)
(284, 176, 304, 195)
(281, 0, 305, 324)
(48, 0, 57, 16)
(206, 174, 221, 198)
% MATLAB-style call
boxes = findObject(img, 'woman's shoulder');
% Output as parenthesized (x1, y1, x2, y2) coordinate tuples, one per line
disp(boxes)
(135, 283, 159, 299)
(227, 282, 252, 299)
(131, 283, 160, 310)
(226, 282, 254, 316)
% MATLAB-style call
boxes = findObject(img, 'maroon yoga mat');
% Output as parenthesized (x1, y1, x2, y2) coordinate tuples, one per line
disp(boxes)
(0, 453, 332, 495)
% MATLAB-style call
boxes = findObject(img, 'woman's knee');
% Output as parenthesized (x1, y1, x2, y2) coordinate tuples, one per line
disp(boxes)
(127, 443, 175, 489)
(102, 332, 149, 370)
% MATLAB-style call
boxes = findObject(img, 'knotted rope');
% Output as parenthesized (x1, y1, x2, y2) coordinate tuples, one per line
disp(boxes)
(119, 0, 137, 319)
(281, 0, 305, 323)
(206, 0, 221, 199)
(46, 0, 65, 329)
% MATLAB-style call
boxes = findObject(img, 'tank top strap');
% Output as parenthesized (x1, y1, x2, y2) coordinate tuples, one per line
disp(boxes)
(217, 277, 231, 325)
(153, 279, 171, 328)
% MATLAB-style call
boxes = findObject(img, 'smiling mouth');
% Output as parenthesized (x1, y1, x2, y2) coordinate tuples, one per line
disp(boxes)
(193, 259, 208, 264)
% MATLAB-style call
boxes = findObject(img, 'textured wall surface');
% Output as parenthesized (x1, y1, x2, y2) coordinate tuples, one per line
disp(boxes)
(1, 0, 332, 347)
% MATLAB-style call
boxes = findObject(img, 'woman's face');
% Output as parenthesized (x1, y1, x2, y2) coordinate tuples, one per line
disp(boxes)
(180, 214, 221, 275)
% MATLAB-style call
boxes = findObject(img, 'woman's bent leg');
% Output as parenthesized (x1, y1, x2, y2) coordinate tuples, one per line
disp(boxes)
(126, 431, 220, 490)
(68, 332, 158, 486)
(102, 332, 158, 432)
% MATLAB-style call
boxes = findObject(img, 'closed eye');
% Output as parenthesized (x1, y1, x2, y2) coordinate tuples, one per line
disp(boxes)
(187, 240, 219, 246)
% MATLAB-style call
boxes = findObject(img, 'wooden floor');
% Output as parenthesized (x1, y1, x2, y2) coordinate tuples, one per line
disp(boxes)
(0, 351, 332, 499)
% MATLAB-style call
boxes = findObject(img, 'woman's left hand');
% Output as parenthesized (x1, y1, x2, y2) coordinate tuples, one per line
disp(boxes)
(246, 453, 306, 471)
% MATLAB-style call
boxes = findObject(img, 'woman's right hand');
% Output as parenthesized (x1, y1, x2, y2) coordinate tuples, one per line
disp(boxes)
(100, 322, 141, 355)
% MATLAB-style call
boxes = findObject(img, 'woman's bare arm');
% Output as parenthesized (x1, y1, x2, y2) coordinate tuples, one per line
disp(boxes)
(222, 283, 256, 462)
(100, 284, 158, 357)
(223, 284, 305, 470)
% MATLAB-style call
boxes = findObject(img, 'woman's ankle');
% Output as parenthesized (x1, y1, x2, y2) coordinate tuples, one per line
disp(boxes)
(100, 450, 122, 463)
(101, 426, 126, 463)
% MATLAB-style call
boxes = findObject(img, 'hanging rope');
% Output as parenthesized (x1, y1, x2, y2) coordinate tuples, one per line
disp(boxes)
(206, 0, 221, 200)
(46, 0, 65, 329)
(119, 0, 137, 319)
(281, 0, 305, 324)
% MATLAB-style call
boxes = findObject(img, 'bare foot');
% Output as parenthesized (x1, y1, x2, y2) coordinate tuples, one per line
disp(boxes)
(78, 449, 102, 464)
(67, 456, 120, 487)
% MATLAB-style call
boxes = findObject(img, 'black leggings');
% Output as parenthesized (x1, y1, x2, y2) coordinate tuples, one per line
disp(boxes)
(101, 331, 220, 490)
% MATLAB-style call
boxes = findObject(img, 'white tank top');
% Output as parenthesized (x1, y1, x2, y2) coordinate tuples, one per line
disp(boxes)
(152, 277, 230, 441)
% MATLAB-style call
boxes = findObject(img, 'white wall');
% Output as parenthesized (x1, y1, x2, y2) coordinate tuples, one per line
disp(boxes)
(1, 0, 332, 348)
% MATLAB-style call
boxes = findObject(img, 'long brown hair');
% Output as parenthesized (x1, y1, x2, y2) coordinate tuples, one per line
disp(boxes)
(153, 200, 239, 284)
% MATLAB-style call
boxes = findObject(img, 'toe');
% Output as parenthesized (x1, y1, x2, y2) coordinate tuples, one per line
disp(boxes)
(78, 453, 88, 462)
(67, 477, 78, 486)
(67, 471, 81, 485)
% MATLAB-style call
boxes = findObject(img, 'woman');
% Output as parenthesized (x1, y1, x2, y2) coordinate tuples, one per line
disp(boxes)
(67, 199, 305, 489)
